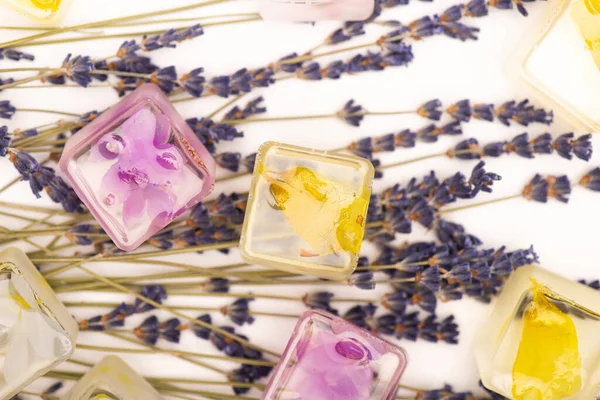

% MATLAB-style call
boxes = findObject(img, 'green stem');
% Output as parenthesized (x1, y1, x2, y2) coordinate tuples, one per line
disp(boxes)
(75, 265, 280, 358)
(0, 71, 57, 90)
(64, 291, 300, 302)
(208, 93, 248, 120)
(89, 70, 152, 79)
(45, 369, 257, 400)
(0, 14, 260, 31)
(67, 357, 94, 368)
(76, 343, 276, 367)
(0, 0, 232, 49)
(221, 110, 414, 126)
(103, 331, 227, 375)
(31, 240, 239, 264)
(48, 266, 274, 292)
(0, 67, 57, 73)
(17, 17, 261, 48)
(0, 201, 65, 215)
(109, 12, 261, 27)
(13, 122, 80, 148)
(222, 113, 338, 125)
(215, 171, 251, 183)
(378, 149, 481, 171)
(277, 41, 375, 66)
(68, 300, 299, 319)
(16, 147, 64, 153)
(379, 151, 448, 170)
(438, 194, 522, 214)
(355, 261, 430, 272)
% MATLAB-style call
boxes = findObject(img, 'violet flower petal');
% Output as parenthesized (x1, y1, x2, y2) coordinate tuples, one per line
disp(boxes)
(293, 330, 374, 399)
(123, 189, 147, 228)
(146, 186, 176, 226)
(89, 134, 126, 162)
(154, 113, 172, 148)
(121, 108, 158, 159)
(100, 162, 135, 205)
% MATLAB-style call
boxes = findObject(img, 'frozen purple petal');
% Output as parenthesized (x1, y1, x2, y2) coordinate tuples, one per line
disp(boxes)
(156, 150, 181, 170)
(89, 134, 126, 161)
(123, 189, 147, 228)
(335, 339, 371, 361)
(154, 113, 172, 148)
(292, 330, 374, 399)
(118, 166, 150, 188)
(123, 108, 157, 142)
(100, 162, 135, 205)
(146, 186, 176, 226)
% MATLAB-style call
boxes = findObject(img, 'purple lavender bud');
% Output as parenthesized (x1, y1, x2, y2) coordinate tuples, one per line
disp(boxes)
(0, 126, 10, 157)
(180, 67, 205, 98)
(440, 5, 464, 22)
(464, 0, 489, 17)
(447, 99, 472, 122)
(417, 99, 443, 121)
(442, 22, 480, 41)
(473, 103, 494, 121)
(337, 99, 365, 126)
(297, 62, 323, 80)
(0, 100, 16, 119)
(523, 174, 548, 202)
(483, 141, 507, 157)
(548, 175, 571, 203)
(215, 152, 242, 172)
(581, 167, 600, 192)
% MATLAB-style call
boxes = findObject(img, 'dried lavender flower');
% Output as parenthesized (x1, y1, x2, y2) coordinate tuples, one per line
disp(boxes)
(0, 48, 34, 61)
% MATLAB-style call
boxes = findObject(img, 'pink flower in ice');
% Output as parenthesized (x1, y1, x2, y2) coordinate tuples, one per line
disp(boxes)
(290, 330, 375, 400)
(93, 108, 187, 228)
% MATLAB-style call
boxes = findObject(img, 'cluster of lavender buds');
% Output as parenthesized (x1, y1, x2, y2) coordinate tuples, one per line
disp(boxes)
(0, 48, 34, 62)
(3, 147, 84, 213)
(339, 303, 459, 344)
(78, 285, 167, 331)
(192, 316, 273, 395)
(134, 316, 184, 345)
(348, 122, 462, 159)
(139, 192, 249, 250)
(373, 229, 538, 309)
(345, 99, 552, 159)
(367, 161, 500, 239)
(580, 167, 600, 192)
(522, 174, 572, 203)
(186, 117, 244, 155)
(0, 101, 15, 119)
(449, 132, 593, 161)
(444, 99, 553, 126)
(223, 96, 267, 121)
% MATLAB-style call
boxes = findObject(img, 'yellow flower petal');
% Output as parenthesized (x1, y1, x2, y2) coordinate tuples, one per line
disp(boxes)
(263, 166, 368, 257)
(512, 280, 582, 399)
(29, 0, 61, 12)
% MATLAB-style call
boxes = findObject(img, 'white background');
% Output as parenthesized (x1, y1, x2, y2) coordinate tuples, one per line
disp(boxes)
(1, 0, 599, 398)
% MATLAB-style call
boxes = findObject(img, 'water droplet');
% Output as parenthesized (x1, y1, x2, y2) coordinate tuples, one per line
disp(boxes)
(104, 194, 115, 205)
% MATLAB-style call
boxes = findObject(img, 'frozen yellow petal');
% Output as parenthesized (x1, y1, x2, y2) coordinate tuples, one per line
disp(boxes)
(571, 0, 600, 70)
(335, 190, 369, 254)
(512, 280, 582, 400)
(30, 0, 61, 12)
(263, 166, 367, 257)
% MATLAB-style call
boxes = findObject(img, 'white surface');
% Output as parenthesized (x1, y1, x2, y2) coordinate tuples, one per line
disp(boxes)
(1, 0, 600, 397)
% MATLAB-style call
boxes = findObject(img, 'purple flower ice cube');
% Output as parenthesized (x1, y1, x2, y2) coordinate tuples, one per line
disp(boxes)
(262, 310, 407, 400)
(59, 83, 215, 251)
